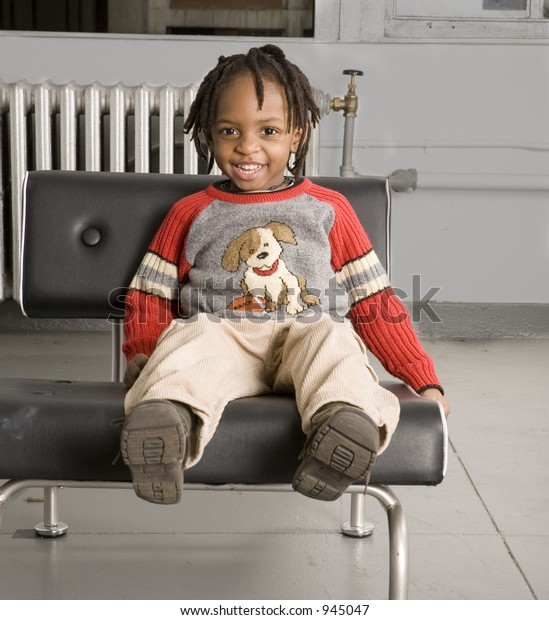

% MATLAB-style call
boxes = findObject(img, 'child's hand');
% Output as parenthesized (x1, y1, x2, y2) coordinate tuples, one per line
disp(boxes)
(420, 388, 451, 418)
(124, 353, 149, 388)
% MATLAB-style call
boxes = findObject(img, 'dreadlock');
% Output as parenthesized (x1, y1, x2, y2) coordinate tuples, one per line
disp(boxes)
(183, 44, 320, 178)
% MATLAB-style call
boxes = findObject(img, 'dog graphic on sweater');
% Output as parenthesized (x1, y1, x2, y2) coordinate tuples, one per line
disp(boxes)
(221, 221, 320, 315)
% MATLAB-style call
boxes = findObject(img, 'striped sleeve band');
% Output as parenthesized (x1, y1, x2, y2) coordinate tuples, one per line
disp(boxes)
(335, 249, 391, 305)
(129, 251, 179, 301)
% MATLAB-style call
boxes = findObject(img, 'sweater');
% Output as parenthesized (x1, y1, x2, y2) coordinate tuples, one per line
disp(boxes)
(123, 178, 443, 394)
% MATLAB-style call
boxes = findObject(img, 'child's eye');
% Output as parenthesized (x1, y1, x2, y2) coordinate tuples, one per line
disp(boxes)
(220, 127, 238, 136)
(262, 127, 279, 136)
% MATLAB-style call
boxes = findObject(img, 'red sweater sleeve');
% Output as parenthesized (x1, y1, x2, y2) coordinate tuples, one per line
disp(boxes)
(324, 188, 443, 394)
(122, 191, 211, 362)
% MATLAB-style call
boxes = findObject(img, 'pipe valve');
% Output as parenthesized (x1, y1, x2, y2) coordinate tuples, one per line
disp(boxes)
(331, 70, 363, 118)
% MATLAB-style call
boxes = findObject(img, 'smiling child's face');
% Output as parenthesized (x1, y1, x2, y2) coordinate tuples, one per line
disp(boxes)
(207, 72, 302, 191)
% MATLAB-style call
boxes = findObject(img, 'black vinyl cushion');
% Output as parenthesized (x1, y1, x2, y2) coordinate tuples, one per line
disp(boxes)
(0, 378, 445, 485)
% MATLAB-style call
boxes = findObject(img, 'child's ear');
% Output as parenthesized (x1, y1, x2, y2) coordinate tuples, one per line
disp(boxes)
(290, 127, 303, 154)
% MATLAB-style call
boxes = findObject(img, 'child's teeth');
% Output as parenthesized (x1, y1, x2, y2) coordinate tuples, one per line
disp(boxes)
(238, 164, 262, 174)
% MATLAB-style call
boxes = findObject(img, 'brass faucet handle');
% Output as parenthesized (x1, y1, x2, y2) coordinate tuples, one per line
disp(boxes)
(343, 69, 363, 92)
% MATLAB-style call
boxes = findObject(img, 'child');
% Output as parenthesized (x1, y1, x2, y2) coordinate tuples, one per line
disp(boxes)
(121, 44, 450, 505)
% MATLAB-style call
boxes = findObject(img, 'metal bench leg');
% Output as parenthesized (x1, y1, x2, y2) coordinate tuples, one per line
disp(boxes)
(34, 487, 68, 538)
(0, 483, 13, 528)
(367, 484, 409, 600)
(342, 492, 374, 537)
(0, 479, 35, 529)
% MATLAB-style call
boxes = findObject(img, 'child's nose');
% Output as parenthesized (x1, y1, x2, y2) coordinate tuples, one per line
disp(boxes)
(236, 134, 260, 154)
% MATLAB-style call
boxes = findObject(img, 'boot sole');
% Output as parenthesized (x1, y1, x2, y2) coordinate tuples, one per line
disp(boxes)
(121, 401, 186, 505)
(293, 408, 379, 501)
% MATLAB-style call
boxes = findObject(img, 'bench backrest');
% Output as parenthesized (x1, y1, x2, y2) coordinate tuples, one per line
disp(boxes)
(20, 171, 391, 319)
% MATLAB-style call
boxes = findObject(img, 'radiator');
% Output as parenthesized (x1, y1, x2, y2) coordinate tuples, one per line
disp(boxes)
(0, 80, 324, 302)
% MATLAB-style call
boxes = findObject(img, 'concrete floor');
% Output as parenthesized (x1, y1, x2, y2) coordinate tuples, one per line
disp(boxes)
(0, 331, 548, 601)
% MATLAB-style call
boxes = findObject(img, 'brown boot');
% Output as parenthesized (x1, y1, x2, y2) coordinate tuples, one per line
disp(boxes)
(120, 399, 193, 505)
(293, 404, 379, 501)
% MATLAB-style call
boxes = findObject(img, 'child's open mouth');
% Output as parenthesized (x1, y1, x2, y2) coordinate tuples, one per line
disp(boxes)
(233, 163, 265, 178)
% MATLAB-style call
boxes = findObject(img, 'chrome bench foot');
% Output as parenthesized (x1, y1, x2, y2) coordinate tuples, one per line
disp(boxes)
(34, 487, 68, 538)
(342, 492, 374, 538)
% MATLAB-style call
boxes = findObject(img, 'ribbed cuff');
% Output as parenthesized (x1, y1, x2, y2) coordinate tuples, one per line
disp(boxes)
(122, 336, 157, 362)
(417, 384, 445, 396)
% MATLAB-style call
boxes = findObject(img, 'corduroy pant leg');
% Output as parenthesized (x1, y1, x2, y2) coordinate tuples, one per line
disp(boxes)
(124, 314, 274, 467)
(273, 314, 400, 453)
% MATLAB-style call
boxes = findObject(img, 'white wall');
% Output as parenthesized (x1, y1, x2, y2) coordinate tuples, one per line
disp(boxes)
(0, 30, 547, 305)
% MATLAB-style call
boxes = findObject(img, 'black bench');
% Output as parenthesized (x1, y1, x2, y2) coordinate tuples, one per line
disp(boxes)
(0, 171, 447, 599)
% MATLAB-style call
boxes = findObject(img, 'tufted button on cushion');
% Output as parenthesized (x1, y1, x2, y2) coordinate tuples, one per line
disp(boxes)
(81, 227, 101, 246)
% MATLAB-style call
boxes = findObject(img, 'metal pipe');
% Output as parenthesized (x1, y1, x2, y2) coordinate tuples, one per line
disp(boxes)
(159, 85, 175, 174)
(85, 83, 102, 171)
(34, 487, 68, 538)
(340, 115, 357, 177)
(341, 492, 375, 538)
(320, 139, 549, 152)
(350, 492, 365, 527)
(330, 70, 363, 178)
(59, 82, 78, 171)
(183, 84, 198, 175)
(134, 85, 151, 173)
(306, 88, 331, 176)
(34, 82, 53, 170)
(367, 485, 409, 600)
(111, 320, 123, 382)
(9, 81, 30, 302)
(110, 84, 127, 172)
(305, 122, 320, 177)
(0, 110, 5, 302)
(417, 171, 549, 192)
(43, 487, 58, 527)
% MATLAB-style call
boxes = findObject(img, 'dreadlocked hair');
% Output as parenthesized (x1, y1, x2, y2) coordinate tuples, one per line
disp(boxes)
(183, 44, 320, 178)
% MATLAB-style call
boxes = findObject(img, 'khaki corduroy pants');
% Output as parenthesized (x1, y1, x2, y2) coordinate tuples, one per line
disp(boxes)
(124, 313, 400, 468)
